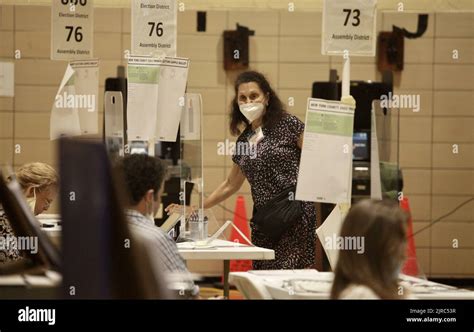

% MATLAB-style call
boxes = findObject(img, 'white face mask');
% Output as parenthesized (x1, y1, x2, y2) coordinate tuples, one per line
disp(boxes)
(239, 102, 264, 123)
(26, 187, 37, 214)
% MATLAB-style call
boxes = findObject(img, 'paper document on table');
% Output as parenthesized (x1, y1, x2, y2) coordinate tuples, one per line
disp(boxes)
(249, 269, 319, 276)
(316, 203, 350, 269)
(296, 98, 355, 203)
(50, 64, 81, 140)
(370, 105, 382, 199)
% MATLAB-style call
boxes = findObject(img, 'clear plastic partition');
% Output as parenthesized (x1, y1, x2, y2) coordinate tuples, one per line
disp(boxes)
(373, 100, 401, 200)
(179, 93, 215, 239)
(374, 100, 426, 278)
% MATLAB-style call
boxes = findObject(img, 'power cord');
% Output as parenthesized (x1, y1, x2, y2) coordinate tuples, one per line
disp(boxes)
(204, 194, 474, 238)
(202, 193, 250, 221)
(411, 197, 473, 237)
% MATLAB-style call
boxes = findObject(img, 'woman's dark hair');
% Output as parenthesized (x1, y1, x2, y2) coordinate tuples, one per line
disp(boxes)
(230, 71, 286, 136)
(116, 154, 165, 205)
(330, 199, 408, 299)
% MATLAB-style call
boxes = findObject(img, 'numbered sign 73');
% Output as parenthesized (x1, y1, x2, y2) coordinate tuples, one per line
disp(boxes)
(322, 0, 377, 56)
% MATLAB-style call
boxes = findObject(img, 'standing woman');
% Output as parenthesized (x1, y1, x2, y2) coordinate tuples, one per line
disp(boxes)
(169, 71, 316, 269)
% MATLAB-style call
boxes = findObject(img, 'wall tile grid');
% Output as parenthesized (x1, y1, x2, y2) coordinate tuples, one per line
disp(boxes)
(1, 6, 472, 277)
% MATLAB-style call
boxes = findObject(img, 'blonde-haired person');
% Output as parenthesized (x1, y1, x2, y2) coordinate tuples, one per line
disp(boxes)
(330, 199, 410, 299)
(0, 162, 58, 263)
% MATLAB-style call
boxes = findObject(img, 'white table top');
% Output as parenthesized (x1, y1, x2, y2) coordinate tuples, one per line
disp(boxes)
(177, 239, 275, 260)
(0, 270, 62, 287)
(229, 270, 474, 300)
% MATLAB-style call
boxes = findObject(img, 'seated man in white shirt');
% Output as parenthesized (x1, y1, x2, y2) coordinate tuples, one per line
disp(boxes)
(116, 154, 198, 298)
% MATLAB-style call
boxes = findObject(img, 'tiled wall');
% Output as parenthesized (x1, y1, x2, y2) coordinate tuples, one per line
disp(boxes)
(0, 5, 472, 277)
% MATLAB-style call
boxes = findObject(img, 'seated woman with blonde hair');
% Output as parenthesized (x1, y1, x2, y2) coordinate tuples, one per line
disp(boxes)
(0, 162, 58, 263)
(330, 199, 410, 299)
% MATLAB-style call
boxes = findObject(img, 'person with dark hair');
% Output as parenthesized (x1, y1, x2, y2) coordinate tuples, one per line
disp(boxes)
(119, 153, 165, 216)
(168, 71, 316, 270)
(117, 154, 197, 296)
(228, 71, 287, 137)
(330, 199, 409, 299)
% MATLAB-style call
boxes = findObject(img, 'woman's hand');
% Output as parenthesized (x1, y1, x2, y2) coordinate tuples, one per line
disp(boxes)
(164, 203, 182, 215)
(166, 164, 245, 214)
(164, 203, 197, 217)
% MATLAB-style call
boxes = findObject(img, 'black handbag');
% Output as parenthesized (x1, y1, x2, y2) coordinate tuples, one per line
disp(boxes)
(251, 186, 302, 242)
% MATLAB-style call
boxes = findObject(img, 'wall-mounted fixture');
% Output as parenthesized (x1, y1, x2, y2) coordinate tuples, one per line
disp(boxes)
(377, 14, 428, 72)
(223, 24, 255, 70)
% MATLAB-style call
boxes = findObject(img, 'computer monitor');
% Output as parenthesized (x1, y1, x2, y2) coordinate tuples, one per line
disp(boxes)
(353, 131, 371, 161)
(312, 80, 391, 131)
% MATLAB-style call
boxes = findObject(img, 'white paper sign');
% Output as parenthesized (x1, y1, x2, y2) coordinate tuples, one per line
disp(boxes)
(127, 56, 189, 142)
(316, 203, 351, 270)
(296, 98, 355, 204)
(51, 0, 94, 60)
(0, 62, 14, 97)
(180, 93, 202, 141)
(132, 0, 177, 57)
(155, 58, 189, 141)
(50, 64, 81, 139)
(322, 0, 377, 56)
(50, 60, 99, 139)
(127, 56, 161, 141)
(70, 59, 99, 135)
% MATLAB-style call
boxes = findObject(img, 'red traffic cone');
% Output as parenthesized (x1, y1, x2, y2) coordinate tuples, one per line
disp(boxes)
(230, 196, 252, 272)
(400, 197, 419, 276)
